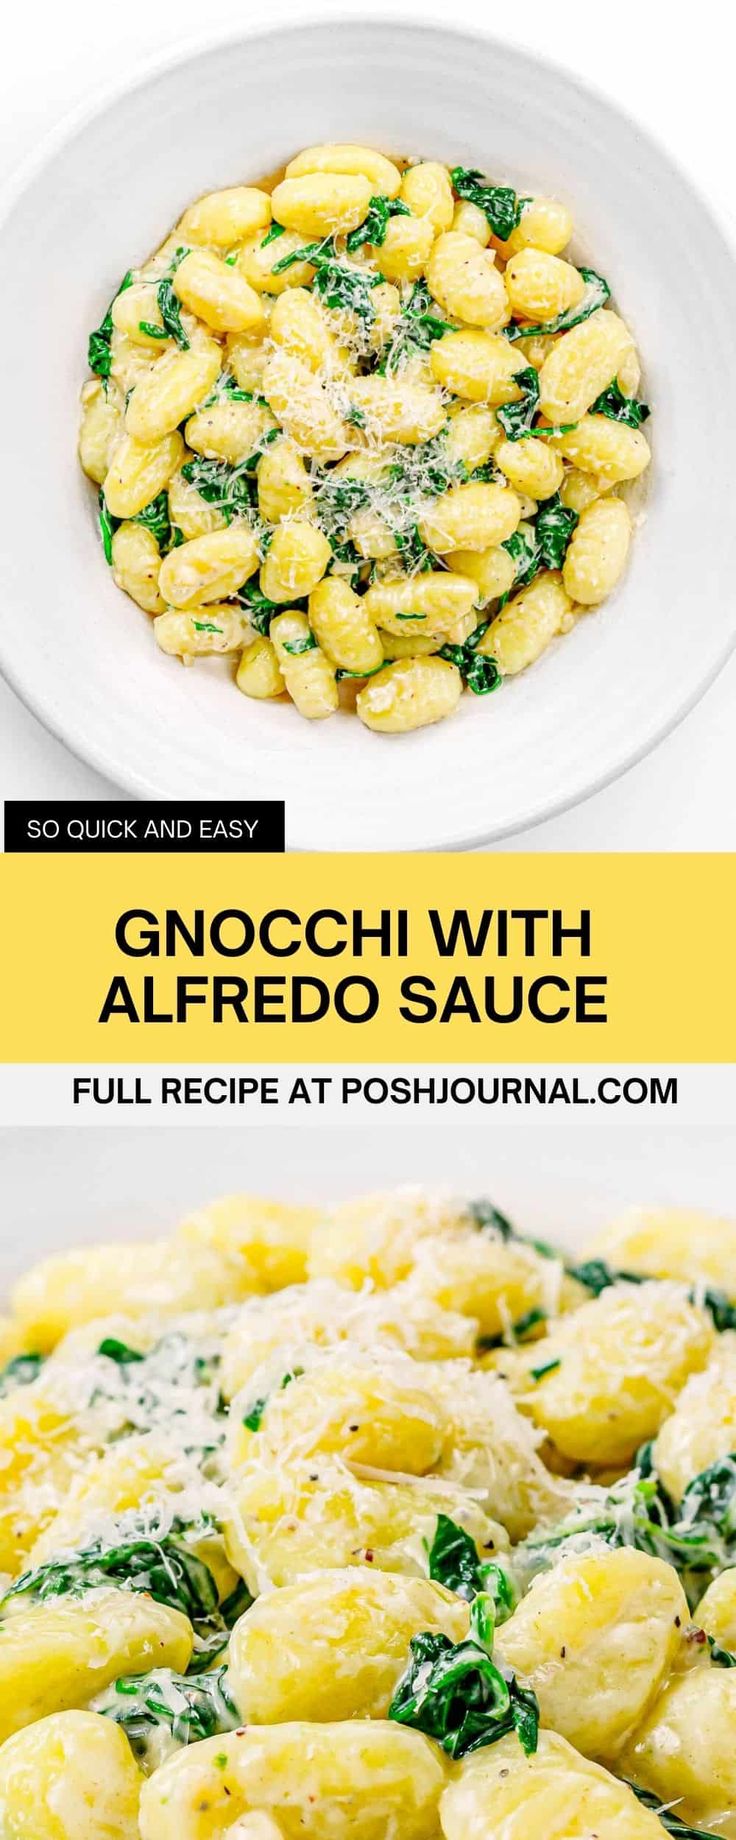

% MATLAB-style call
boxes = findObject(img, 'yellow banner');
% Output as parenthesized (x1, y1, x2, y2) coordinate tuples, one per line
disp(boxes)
(0, 853, 732, 1063)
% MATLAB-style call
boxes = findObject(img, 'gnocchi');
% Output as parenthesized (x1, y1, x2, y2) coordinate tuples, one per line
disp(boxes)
(0, 1183, 728, 1838)
(81, 147, 649, 733)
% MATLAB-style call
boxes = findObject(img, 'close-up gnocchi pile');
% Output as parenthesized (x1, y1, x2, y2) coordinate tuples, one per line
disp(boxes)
(79, 143, 651, 735)
(0, 1187, 734, 1837)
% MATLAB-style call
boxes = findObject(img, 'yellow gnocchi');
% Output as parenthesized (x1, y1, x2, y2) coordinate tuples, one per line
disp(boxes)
(81, 147, 649, 731)
(0, 1710, 143, 1840)
(0, 1181, 734, 1834)
(138, 1721, 447, 1840)
(439, 1730, 666, 1840)
(227, 1569, 468, 1723)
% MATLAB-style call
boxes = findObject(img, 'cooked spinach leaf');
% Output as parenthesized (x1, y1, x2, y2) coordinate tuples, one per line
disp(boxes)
(469, 1199, 559, 1263)
(536, 495, 579, 568)
(709, 1635, 736, 1667)
(450, 168, 524, 243)
(241, 1367, 303, 1432)
(522, 1448, 736, 1606)
(6, 1519, 219, 1621)
(477, 1307, 548, 1353)
(134, 491, 173, 551)
(506, 266, 611, 341)
(567, 1256, 646, 1296)
(98, 490, 117, 564)
(138, 320, 169, 341)
(99, 489, 176, 559)
(389, 1590, 539, 1759)
(481, 1561, 517, 1624)
(497, 366, 540, 441)
(568, 1258, 736, 1338)
(468, 1199, 515, 1237)
(235, 579, 284, 636)
(629, 1784, 718, 1838)
(156, 249, 190, 350)
(427, 1514, 488, 1600)
(88, 270, 134, 378)
(589, 380, 651, 427)
(272, 235, 382, 324)
(272, 234, 332, 275)
(282, 631, 317, 655)
(530, 1357, 562, 1382)
(98, 1663, 239, 1760)
(186, 1575, 253, 1673)
(97, 1337, 145, 1365)
(242, 1394, 267, 1431)
(7, 1509, 248, 1671)
(312, 256, 382, 322)
(0, 1351, 44, 1395)
(699, 1290, 736, 1334)
(439, 627, 501, 695)
(181, 455, 256, 520)
(498, 494, 577, 591)
(500, 525, 541, 590)
(394, 524, 434, 573)
(260, 221, 286, 249)
(346, 194, 410, 253)
(202, 375, 271, 411)
(380, 277, 453, 373)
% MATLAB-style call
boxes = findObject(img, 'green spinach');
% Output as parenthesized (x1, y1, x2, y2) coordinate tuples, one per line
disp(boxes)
(155, 249, 190, 350)
(98, 1663, 239, 1760)
(0, 1351, 44, 1395)
(260, 222, 286, 249)
(97, 1338, 145, 1365)
(439, 627, 502, 695)
(389, 1591, 539, 1759)
(629, 1784, 718, 1838)
(134, 491, 173, 551)
(497, 367, 540, 441)
(394, 524, 435, 573)
(450, 169, 524, 243)
(506, 267, 610, 341)
(522, 1448, 736, 1606)
(346, 194, 410, 253)
(589, 380, 651, 428)
(241, 1367, 303, 1431)
(427, 1514, 489, 1600)
(282, 632, 317, 655)
(536, 495, 579, 569)
(235, 579, 285, 636)
(5, 1519, 219, 1620)
(568, 1258, 736, 1337)
(312, 256, 382, 323)
(380, 278, 453, 372)
(529, 1356, 562, 1382)
(98, 490, 117, 564)
(180, 456, 256, 521)
(88, 271, 134, 378)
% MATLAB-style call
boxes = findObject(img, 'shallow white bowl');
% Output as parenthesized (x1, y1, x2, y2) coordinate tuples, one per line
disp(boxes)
(0, 18, 734, 850)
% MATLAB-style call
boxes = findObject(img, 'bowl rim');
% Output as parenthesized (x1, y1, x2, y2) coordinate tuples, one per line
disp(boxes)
(1, 8, 735, 846)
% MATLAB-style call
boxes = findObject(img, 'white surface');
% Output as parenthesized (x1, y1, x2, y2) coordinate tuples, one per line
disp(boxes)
(0, 0, 734, 849)
(0, 1064, 731, 1282)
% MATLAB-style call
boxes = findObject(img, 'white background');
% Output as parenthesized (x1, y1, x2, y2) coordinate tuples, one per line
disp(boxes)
(0, 1065, 731, 1283)
(0, 0, 734, 849)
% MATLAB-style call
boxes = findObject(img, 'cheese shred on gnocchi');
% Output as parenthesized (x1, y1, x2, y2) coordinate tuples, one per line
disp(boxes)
(79, 144, 651, 735)
(0, 1187, 732, 1838)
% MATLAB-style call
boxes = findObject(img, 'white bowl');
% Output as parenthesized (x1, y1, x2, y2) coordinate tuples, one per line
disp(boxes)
(0, 17, 734, 850)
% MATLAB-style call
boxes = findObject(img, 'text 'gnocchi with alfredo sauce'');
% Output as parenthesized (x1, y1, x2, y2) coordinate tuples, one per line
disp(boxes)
(79, 143, 651, 735)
